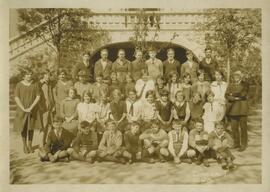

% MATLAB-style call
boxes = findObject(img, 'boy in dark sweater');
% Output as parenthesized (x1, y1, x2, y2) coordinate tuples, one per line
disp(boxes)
(67, 121, 98, 163)
(39, 116, 74, 162)
(123, 121, 143, 164)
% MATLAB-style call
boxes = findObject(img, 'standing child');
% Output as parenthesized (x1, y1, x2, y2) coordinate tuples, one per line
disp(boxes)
(181, 73, 192, 102)
(39, 69, 56, 146)
(168, 119, 191, 164)
(128, 49, 147, 82)
(55, 69, 73, 116)
(97, 121, 125, 163)
(181, 50, 199, 83)
(39, 116, 74, 162)
(202, 91, 224, 133)
(109, 89, 127, 133)
(208, 121, 235, 170)
(60, 87, 80, 136)
(168, 71, 182, 103)
(112, 49, 130, 83)
(156, 90, 174, 132)
(191, 70, 210, 101)
(123, 122, 143, 164)
(139, 120, 169, 163)
(145, 48, 163, 80)
(14, 68, 43, 153)
(68, 121, 98, 163)
(211, 70, 228, 121)
(188, 119, 210, 167)
(74, 70, 93, 99)
(172, 90, 190, 124)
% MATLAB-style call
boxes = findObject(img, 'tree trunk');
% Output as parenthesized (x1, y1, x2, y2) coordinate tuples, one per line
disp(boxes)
(226, 53, 231, 84)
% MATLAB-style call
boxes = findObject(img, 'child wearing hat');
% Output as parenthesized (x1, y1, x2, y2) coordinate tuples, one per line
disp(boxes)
(122, 121, 143, 164)
(208, 121, 235, 170)
(168, 119, 191, 164)
(97, 120, 126, 163)
(188, 119, 210, 167)
(74, 70, 93, 99)
(67, 121, 98, 163)
(156, 89, 173, 132)
(139, 120, 169, 163)
(39, 116, 74, 162)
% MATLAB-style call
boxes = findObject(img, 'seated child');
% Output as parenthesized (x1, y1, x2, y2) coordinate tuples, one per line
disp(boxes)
(97, 121, 125, 164)
(126, 89, 142, 124)
(123, 74, 135, 98)
(140, 90, 157, 132)
(109, 89, 127, 133)
(156, 89, 173, 132)
(172, 90, 190, 124)
(188, 93, 204, 130)
(39, 116, 74, 162)
(139, 120, 169, 163)
(96, 91, 111, 143)
(122, 121, 143, 164)
(208, 121, 235, 170)
(188, 119, 210, 167)
(168, 119, 191, 164)
(67, 121, 98, 163)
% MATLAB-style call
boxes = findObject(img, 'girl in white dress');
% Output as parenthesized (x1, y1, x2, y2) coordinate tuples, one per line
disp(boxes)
(210, 70, 228, 120)
(202, 91, 224, 133)
(77, 91, 99, 125)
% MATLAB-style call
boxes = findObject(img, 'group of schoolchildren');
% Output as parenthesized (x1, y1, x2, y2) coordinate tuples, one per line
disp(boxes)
(14, 47, 247, 171)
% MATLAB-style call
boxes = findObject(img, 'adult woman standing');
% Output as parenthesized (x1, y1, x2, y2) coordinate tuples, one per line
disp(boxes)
(14, 68, 43, 154)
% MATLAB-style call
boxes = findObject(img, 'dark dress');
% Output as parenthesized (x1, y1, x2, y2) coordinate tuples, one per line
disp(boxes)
(156, 100, 173, 132)
(128, 59, 147, 81)
(14, 81, 43, 131)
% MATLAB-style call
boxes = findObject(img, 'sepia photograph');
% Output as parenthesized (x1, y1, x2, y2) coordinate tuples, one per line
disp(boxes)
(7, 7, 263, 185)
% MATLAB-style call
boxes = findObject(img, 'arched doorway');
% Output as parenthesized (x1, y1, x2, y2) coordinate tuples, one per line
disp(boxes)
(90, 41, 199, 64)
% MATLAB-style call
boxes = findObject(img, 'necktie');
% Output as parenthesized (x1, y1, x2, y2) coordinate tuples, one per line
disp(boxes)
(129, 102, 134, 116)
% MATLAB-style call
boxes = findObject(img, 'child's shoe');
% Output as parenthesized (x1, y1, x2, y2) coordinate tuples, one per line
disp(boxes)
(203, 159, 210, 167)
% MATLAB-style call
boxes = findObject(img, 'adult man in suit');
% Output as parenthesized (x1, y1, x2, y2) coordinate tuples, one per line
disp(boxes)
(181, 50, 199, 83)
(72, 52, 94, 83)
(94, 49, 113, 79)
(225, 71, 249, 152)
(163, 48, 181, 80)
(200, 47, 218, 81)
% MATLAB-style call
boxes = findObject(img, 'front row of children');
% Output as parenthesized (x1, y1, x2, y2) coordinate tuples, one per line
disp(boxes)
(39, 116, 235, 170)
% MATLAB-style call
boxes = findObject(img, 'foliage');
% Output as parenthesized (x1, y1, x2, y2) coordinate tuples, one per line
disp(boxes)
(197, 9, 261, 83)
(129, 10, 179, 59)
(17, 8, 110, 69)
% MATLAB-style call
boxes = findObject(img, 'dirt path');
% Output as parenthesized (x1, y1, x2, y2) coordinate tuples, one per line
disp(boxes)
(10, 104, 261, 184)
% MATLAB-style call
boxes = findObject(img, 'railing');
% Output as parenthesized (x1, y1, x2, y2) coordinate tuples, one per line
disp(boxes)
(9, 11, 206, 61)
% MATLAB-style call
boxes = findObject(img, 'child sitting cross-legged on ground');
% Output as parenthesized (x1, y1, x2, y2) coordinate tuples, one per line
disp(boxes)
(122, 121, 143, 164)
(67, 121, 98, 163)
(139, 119, 169, 163)
(188, 119, 210, 167)
(96, 120, 126, 164)
(38, 116, 74, 162)
(168, 119, 192, 164)
(208, 121, 235, 170)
